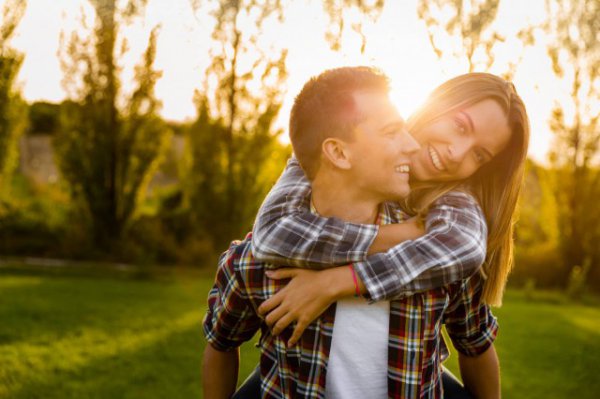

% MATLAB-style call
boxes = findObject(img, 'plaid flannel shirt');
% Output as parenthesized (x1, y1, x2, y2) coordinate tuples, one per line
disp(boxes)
(204, 203, 498, 398)
(252, 157, 488, 301)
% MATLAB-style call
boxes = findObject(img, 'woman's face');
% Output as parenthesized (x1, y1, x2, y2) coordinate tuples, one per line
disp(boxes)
(410, 99, 512, 182)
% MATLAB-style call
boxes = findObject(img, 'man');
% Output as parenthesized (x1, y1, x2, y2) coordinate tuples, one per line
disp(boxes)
(203, 67, 499, 398)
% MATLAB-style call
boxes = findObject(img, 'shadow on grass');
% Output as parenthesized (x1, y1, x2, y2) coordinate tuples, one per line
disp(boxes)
(0, 271, 210, 347)
(5, 321, 204, 399)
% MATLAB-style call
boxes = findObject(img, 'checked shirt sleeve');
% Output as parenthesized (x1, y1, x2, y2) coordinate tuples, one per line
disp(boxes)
(353, 191, 488, 301)
(444, 273, 498, 357)
(251, 157, 378, 268)
(203, 241, 262, 351)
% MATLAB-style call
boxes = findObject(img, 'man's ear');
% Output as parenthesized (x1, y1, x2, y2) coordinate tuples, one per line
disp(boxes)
(322, 138, 352, 170)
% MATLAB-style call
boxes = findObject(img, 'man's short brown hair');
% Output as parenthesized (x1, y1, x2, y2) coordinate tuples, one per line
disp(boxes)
(289, 66, 390, 180)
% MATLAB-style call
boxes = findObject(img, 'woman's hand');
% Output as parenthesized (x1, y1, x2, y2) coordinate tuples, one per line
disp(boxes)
(258, 266, 354, 346)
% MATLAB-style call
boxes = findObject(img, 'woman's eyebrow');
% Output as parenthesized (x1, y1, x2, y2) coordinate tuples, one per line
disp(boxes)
(459, 110, 475, 132)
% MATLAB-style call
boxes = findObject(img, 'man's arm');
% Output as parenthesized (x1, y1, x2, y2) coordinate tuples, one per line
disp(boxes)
(202, 345, 239, 399)
(444, 274, 500, 399)
(459, 345, 500, 399)
(203, 239, 262, 397)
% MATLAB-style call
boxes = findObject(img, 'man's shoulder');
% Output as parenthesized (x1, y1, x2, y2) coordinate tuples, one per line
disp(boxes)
(218, 233, 272, 289)
(219, 232, 261, 271)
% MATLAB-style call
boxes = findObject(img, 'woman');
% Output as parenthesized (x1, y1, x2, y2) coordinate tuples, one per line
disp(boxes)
(236, 72, 529, 398)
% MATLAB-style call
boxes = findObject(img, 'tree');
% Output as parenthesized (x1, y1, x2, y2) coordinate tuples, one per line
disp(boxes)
(56, 0, 170, 249)
(513, 160, 562, 287)
(0, 0, 27, 194)
(417, 0, 534, 77)
(322, 0, 385, 52)
(184, 0, 392, 250)
(28, 101, 60, 135)
(545, 0, 600, 290)
(185, 0, 290, 248)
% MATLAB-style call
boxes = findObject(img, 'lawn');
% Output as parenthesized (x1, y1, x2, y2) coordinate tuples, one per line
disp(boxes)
(0, 265, 598, 398)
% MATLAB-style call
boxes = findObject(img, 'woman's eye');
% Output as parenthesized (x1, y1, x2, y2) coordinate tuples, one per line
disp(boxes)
(453, 118, 466, 134)
(474, 150, 485, 163)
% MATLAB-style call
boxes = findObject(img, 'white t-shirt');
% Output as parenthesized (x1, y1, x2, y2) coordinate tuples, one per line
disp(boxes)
(325, 297, 390, 399)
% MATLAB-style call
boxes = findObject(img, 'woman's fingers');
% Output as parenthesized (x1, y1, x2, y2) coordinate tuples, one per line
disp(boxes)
(272, 313, 295, 336)
(288, 319, 309, 346)
(258, 290, 283, 317)
(265, 268, 298, 280)
(264, 300, 288, 328)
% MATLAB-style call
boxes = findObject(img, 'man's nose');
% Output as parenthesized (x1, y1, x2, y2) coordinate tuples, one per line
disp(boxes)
(399, 129, 420, 154)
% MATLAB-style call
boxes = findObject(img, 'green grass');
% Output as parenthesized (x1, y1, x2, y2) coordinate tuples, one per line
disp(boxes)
(1, 266, 598, 398)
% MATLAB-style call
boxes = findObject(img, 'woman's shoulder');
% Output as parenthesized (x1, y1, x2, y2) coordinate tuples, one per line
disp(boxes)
(433, 189, 481, 210)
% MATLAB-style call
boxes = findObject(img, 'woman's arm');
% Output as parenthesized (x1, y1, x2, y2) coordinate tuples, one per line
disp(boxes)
(256, 192, 488, 344)
(251, 157, 379, 267)
(254, 159, 487, 301)
(354, 192, 488, 301)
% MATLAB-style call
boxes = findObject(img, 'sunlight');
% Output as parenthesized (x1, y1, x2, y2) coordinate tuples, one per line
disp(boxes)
(1, 310, 202, 396)
(9, 0, 568, 162)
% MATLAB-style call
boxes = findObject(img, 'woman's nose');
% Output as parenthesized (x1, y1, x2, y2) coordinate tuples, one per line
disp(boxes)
(448, 140, 471, 162)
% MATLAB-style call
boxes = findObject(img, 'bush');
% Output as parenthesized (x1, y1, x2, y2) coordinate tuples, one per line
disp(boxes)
(511, 242, 567, 289)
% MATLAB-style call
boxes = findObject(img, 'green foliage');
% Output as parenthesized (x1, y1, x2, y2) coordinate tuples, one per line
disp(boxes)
(55, 1, 170, 248)
(515, 160, 559, 248)
(416, 0, 534, 77)
(28, 101, 61, 135)
(417, 0, 502, 71)
(321, 0, 386, 52)
(567, 259, 591, 300)
(184, 0, 291, 249)
(0, 176, 72, 257)
(545, 0, 600, 291)
(0, 0, 28, 194)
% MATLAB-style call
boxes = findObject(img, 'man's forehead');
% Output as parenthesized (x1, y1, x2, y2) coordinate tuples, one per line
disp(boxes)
(352, 91, 397, 115)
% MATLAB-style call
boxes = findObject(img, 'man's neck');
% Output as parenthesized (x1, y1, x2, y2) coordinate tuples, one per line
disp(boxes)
(311, 172, 380, 224)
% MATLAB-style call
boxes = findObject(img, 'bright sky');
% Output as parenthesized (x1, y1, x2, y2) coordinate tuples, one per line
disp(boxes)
(9, 0, 563, 163)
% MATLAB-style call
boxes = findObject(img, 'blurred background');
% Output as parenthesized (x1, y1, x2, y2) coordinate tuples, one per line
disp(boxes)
(1, 0, 599, 398)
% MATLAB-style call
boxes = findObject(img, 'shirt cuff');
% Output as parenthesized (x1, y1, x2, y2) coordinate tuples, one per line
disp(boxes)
(451, 317, 499, 357)
(340, 223, 379, 263)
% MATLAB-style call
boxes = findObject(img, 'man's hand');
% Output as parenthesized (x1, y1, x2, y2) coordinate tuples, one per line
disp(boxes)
(258, 266, 355, 346)
(202, 344, 239, 399)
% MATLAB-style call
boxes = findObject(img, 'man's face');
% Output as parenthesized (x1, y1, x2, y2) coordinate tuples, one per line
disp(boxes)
(345, 91, 420, 202)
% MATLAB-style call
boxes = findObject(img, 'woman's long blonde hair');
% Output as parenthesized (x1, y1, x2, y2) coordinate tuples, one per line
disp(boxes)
(405, 73, 530, 306)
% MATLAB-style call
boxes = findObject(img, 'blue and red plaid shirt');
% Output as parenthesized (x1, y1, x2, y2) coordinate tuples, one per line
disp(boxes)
(203, 202, 498, 398)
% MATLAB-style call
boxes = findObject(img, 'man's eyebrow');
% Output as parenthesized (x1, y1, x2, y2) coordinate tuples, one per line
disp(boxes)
(459, 110, 475, 132)
(380, 119, 406, 131)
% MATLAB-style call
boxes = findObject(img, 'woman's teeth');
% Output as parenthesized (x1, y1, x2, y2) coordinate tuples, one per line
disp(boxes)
(428, 146, 445, 171)
(395, 165, 410, 173)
